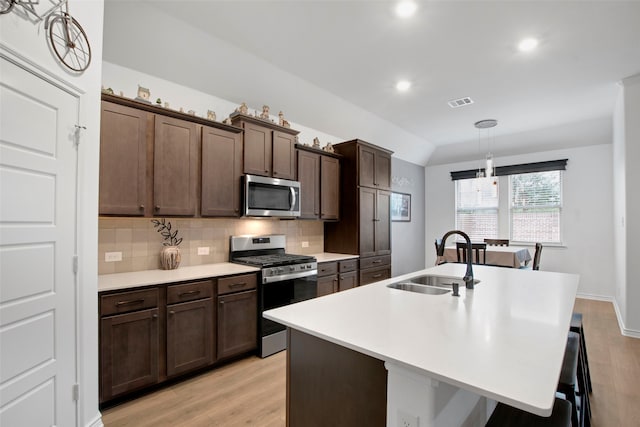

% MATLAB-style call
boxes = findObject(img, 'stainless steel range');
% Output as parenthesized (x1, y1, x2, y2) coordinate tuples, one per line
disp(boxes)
(230, 235, 317, 357)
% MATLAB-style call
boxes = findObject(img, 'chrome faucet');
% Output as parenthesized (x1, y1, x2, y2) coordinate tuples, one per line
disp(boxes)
(436, 230, 475, 289)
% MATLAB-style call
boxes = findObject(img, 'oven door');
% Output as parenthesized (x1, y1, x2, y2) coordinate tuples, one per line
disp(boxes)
(259, 274, 317, 357)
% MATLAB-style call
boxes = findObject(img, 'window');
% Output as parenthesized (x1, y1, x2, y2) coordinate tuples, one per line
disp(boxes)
(510, 171, 562, 243)
(455, 177, 499, 241)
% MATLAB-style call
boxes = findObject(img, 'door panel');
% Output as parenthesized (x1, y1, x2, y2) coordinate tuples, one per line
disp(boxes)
(376, 190, 392, 255)
(0, 56, 78, 427)
(359, 188, 376, 258)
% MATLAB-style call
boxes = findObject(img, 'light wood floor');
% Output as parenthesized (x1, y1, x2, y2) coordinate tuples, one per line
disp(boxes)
(102, 299, 640, 427)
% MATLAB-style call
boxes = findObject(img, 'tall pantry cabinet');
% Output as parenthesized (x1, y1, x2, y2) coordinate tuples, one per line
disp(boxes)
(324, 139, 393, 285)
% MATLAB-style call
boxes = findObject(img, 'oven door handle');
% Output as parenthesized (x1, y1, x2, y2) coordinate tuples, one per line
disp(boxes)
(263, 269, 317, 284)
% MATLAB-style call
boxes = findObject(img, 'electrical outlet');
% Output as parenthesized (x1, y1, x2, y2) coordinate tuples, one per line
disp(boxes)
(398, 410, 419, 427)
(105, 251, 122, 262)
(197, 246, 210, 255)
(301, 241, 309, 248)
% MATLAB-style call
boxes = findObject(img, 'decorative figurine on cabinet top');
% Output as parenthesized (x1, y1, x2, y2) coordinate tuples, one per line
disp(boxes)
(222, 117, 232, 125)
(236, 102, 249, 115)
(135, 85, 151, 104)
(259, 105, 270, 120)
(312, 137, 321, 148)
(207, 110, 217, 121)
(278, 111, 290, 128)
(323, 142, 335, 153)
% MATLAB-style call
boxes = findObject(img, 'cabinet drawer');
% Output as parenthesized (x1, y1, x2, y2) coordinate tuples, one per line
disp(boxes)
(317, 261, 338, 277)
(339, 258, 358, 273)
(167, 280, 214, 305)
(100, 288, 158, 316)
(359, 266, 391, 286)
(359, 255, 391, 270)
(218, 273, 257, 295)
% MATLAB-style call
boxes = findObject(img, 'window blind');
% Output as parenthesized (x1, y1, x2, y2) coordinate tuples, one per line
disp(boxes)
(455, 178, 499, 241)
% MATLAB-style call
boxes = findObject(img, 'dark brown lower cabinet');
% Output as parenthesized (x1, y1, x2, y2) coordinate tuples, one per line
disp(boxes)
(100, 308, 159, 402)
(338, 270, 358, 291)
(217, 289, 257, 359)
(287, 328, 387, 427)
(317, 274, 338, 297)
(166, 298, 214, 377)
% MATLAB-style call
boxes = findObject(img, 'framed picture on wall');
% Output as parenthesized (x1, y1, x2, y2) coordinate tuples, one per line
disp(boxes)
(391, 192, 411, 222)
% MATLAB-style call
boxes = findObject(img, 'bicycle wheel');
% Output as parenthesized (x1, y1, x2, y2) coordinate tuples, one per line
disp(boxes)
(48, 13, 92, 72)
(0, 0, 15, 14)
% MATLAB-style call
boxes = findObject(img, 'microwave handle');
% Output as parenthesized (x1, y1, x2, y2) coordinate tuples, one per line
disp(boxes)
(289, 187, 296, 211)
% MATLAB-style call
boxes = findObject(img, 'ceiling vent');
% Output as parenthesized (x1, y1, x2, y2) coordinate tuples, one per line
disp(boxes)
(447, 97, 474, 108)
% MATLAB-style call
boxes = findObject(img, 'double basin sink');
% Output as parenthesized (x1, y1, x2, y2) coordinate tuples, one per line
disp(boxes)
(387, 274, 481, 295)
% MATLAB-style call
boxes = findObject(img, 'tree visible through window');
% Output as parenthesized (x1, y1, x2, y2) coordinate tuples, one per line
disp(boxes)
(510, 171, 562, 243)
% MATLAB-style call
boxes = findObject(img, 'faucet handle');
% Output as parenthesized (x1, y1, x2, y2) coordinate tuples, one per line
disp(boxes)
(452, 282, 460, 297)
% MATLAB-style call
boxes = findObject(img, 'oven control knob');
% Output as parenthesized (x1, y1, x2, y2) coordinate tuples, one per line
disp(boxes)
(277, 267, 284, 274)
(289, 266, 295, 271)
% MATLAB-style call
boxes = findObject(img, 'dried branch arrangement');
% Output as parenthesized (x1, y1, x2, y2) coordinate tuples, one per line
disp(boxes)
(151, 218, 183, 246)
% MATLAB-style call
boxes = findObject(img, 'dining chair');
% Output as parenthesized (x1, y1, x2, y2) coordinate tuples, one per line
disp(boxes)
(456, 242, 487, 264)
(434, 239, 446, 265)
(532, 243, 543, 270)
(484, 238, 510, 246)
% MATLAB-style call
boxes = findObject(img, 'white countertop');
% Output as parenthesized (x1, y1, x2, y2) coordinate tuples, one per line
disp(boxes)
(98, 263, 259, 292)
(263, 263, 579, 416)
(311, 252, 359, 263)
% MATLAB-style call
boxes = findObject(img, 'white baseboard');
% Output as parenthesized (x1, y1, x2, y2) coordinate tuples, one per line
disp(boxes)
(85, 413, 104, 427)
(576, 293, 612, 302)
(612, 299, 640, 339)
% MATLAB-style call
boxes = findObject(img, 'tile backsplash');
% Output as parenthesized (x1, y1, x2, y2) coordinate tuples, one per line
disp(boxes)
(98, 217, 324, 275)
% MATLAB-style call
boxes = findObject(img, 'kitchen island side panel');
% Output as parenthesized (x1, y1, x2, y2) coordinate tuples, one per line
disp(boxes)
(287, 328, 387, 427)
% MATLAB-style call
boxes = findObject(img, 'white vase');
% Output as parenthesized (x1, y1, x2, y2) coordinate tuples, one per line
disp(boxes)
(160, 246, 181, 270)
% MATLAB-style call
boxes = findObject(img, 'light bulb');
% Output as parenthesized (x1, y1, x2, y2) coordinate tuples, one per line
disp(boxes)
(396, 80, 411, 92)
(395, 1, 417, 18)
(518, 38, 539, 52)
(486, 153, 494, 178)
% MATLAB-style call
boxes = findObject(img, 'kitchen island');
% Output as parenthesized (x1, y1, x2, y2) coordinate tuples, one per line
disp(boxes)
(263, 263, 579, 427)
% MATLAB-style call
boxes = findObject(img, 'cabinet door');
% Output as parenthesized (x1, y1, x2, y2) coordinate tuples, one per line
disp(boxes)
(297, 150, 320, 219)
(358, 145, 376, 188)
(166, 298, 214, 377)
(218, 290, 257, 359)
(201, 126, 243, 216)
(360, 266, 391, 286)
(359, 187, 377, 258)
(272, 131, 296, 180)
(243, 122, 272, 176)
(317, 275, 338, 297)
(99, 101, 148, 215)
(320, 155, 340, 220)
(339, 271, 358, 291)
(375, 151, 392, 190)
(375, 190, 392, 255)
(100, 308, 159, 402)
(153, 115, 198, 216)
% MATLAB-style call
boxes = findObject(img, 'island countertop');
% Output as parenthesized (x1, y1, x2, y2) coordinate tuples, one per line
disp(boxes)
(263, 263, 579, 417)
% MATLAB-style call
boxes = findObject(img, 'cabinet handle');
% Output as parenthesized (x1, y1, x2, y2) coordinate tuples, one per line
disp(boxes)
(152, 314, 158, 319)
(179, 290, 200, 297)
(169, 310, 175, 315)
(115, 299, 144, 307)
(139, 204, 145, 210)
(154, 205, 160, 211)
(219, 300, 225, 305)
(372, 274, 382, 278)
(273, 171, 277, 175)
(229, 282, 247, 288)
(372, 260, 382, 264)
(264, 170, 269, 174)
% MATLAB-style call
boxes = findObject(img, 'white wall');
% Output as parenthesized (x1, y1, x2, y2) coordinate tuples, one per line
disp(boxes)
(0, 1, 104, 426)
(391, 158, 426, 276)
(425, 144, 614, 298)
(614, 75, 640, 336)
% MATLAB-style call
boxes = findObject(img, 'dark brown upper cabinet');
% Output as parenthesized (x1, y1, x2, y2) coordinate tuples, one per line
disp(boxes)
(99, 101, 150, 216)
(358, 143, 392, 190)
(296, 145, 341, 220)
(231, 113, 299, 181)
(153, 115, 198, 216)
(201, 125, 243, 216)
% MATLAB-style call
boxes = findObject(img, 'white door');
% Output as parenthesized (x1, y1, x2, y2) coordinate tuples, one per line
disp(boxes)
(0, 56, 79, 426)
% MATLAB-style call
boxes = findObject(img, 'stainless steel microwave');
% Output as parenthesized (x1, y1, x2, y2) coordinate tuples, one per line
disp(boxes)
(243, 174, 300, 217)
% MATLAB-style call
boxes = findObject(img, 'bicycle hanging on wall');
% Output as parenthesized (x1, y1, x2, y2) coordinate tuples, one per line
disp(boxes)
(1, 0, 91, 73)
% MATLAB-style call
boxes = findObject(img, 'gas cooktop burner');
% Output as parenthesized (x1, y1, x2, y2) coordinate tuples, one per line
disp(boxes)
(233, 253, 316, 268)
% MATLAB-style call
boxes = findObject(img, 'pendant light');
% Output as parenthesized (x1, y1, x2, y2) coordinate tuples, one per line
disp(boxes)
(474, 119, 498, 178)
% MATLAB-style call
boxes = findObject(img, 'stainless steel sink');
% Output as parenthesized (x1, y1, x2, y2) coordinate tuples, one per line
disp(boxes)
(406, 274, 480, 287)
(387, 282, 451, 295)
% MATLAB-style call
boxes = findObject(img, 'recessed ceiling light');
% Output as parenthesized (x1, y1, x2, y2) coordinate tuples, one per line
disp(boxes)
(396, 80, 411, 92)
(518, 38, 539, 52)
(395, 1, 417, 18)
